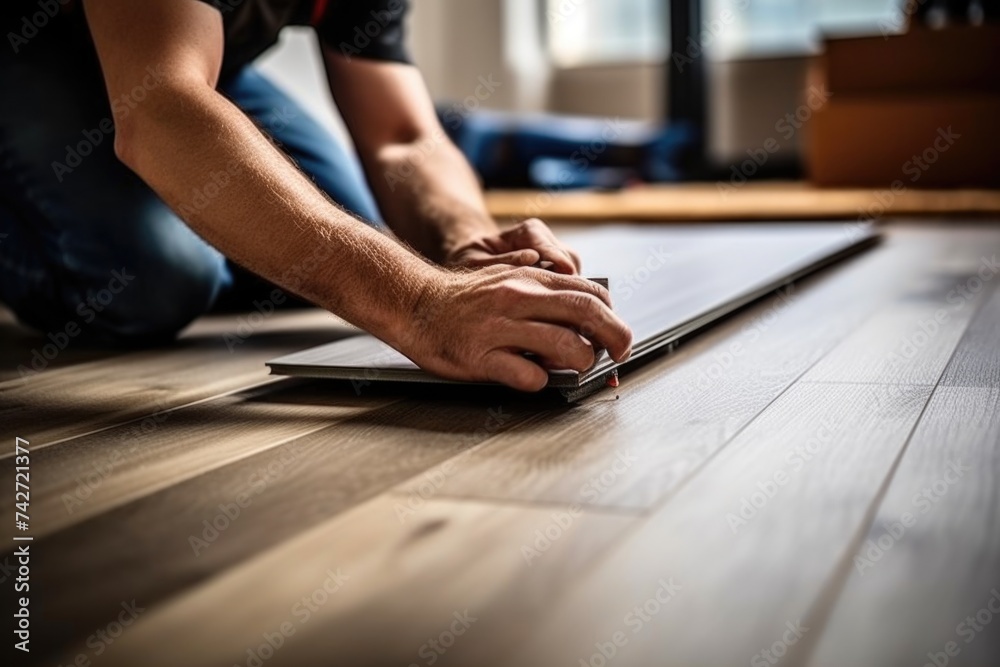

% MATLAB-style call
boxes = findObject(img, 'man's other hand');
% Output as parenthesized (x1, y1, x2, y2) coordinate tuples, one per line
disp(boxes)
(444, 218, 583, 275)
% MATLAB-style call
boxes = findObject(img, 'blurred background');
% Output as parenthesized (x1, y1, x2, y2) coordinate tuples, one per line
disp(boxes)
(259, 0, 999, 194)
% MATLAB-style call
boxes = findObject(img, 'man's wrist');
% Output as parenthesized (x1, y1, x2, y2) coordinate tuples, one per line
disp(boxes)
(440, 213, 501, 259)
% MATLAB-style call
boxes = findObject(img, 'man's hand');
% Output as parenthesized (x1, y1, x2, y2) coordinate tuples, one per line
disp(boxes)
(392, 265, 632, 392)
(444, 218, 583, 275)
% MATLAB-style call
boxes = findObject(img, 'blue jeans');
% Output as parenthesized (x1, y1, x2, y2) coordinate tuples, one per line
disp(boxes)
(0, 29, 379, 344)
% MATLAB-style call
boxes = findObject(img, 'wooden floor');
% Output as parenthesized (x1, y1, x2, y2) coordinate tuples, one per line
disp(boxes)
(2, 222, 999, 666)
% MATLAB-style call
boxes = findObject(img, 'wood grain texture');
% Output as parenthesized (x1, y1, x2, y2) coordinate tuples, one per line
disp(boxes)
(17, 390, 552, 661)
(80, 496, 636, 667)
(506, 382, 933, 667)
(484, 182, 1000, 222)
(0, 310, 356, 451)
(801, 231, 1000, 385)
(940, 280, 1000, 388)
(2, 223, 997, 667)
(0, 381, 390, 539)
(808, 386, 1000, 667)
(395, 232, 938, 509)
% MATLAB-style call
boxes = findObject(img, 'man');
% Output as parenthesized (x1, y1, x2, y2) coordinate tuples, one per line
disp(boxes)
(0, 0, 632, 391)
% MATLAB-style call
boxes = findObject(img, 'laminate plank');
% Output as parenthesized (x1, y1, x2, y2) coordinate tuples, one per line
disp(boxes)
(503, 382, 933, 667)
(801, 237, 1000, 385)
(18, 393, 550, 661)
(0, 310, 356, 452)
(63, 496, 636, 667)
(270, 224, 877, 390)
(808, 386, 1000, 667)
(395, 231, 938, 509)
(0, 381, 390, 539)
(940, 279, 1000, 388)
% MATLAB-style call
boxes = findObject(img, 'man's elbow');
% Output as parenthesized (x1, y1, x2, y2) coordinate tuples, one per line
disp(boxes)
(111, 79, 214, 172)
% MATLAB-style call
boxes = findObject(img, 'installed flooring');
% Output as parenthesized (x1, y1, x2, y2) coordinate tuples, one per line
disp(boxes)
(1, 222, 998, 666)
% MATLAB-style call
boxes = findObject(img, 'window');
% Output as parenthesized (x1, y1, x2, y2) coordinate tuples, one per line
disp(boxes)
(701, 0, 903, 58)
(546, 0, 668, 66)
(545, 0, 904, 66)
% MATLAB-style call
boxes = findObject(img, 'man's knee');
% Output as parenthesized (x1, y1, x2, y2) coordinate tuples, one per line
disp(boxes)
(70, 241, 227, 344)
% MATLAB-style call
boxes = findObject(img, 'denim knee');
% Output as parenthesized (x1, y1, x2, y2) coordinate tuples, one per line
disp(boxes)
(72, 242, 229, 344)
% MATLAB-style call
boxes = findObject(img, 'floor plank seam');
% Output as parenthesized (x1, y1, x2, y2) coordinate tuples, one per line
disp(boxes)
(788, 276, 997, 666)
(799, 380, 939, 387)
(385, 490, 648, 517)
(506, 272, 934, 619)
(0, 376, 285, 459)
(15, 421, 340, 546)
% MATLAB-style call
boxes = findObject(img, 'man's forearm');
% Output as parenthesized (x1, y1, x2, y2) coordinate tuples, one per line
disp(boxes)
(117, 81, 440, 347)
(367, 135, 499, 263)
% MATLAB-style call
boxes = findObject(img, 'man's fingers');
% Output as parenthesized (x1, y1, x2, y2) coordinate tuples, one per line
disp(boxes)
(509, 219, 578, 275)
(567, 248, 583, 272)
(482, 349, 549, 392)
(516, 290, 632, 362)
(526, 269, 614, 308)
(452, 248, 540, 269)
(501, 322, 596, 372)
(482, 249, 540, 267)
(532, 241, 578, 275)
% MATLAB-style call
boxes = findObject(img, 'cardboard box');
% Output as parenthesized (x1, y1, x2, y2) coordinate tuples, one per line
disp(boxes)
(821, 25, 1000, 95)
(807, 95, 1000, 188)
(806, 26, 1000, 188)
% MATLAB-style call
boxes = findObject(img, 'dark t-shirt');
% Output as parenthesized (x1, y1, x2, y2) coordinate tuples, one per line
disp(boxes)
(3, 0, 410, 79)
(198, 0, 411, 78)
